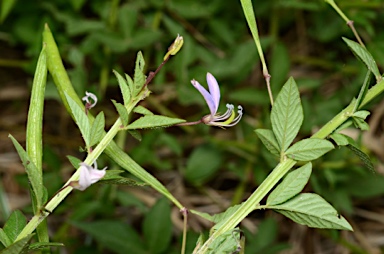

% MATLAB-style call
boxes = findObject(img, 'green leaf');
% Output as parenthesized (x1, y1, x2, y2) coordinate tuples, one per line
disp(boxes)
(352, 110, 370, 119)
(353, 71, 371, 112)
(28, 242, 64, 252)
(267, 163, 312, 206)
(255, 129, 280, 156)
(113, 70, 131, 106)
(207, 228, 242, 254)
(127, 130, 142, 141)
(125, 74, 134, 93)
(271, 77, 303, 152)
(125, 115, 185, 129)
(329, 133, 349, 146)
(133, 105, 154, 115)
(189, 210, 214, 222)
(98, 170, 146, 186)
(211, 204, 243, 230)
(8, 135, 43, 208)
(342, 37, 381, 82)
(285, 138, 334, 161)
(0, 0, 17, 23)
(89, 112, 105, 147)
(67, 155, 82, 169)
(143, 199, 172, 254)
(347, 143, 375, 174)
(270, 193, 353, 230)
(132, 51, 146, 97)
(184, 145, 223, 185)
(72, 221, 147, 254)
(64, 93, 90, 147)
(0, 229, 11, 247)
(112, 100, 129, 126)
(2, 210, 27, 243)
(0, 234, 33, 254)
(352, 117, 369, 131)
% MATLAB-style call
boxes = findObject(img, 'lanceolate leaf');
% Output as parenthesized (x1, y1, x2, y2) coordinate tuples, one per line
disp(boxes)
(271, 77, 303, 153)
(343, 37, 381, 82)
(8, 135, 43, 208)
(255, 129, 280, 156)
(0, 234, 34, 254)
(65, 93, 90, 146)
(285, 138, 334, 161)
(267, 163, 312, 206)
(132, 51, 146, 97)
(352, 110, 370, 119)
(112, 100, 129, 126)
(133, 105, 154, 115)
(270, 193, 353, 230)
(113, 70, 131, 106)
(2, 210, 27, 244)
(89, 112, 105, 147)
(125, 115, 185, 129)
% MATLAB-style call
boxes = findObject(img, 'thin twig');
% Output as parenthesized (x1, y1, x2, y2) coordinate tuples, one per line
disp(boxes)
(180, 207, 188, 254)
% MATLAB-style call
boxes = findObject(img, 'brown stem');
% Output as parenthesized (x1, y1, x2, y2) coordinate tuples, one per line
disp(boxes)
(347, 20, 365, 48)
(180, 207, 188, 254)
(143, 56, 170, 88)
(263, 70, 274, 106)
(175, 119, 203, 126)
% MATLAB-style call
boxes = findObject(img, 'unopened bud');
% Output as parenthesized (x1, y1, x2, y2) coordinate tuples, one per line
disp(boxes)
(164, 34, 184, 60)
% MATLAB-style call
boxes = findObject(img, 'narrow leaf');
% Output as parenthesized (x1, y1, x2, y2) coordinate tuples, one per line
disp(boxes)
(89, 112, 105, 147)
(255, 129, 280, 156)
(352, 117, 369, 131)
(0, 234, 33, 254)
(271, 77, 303, 152)
(353, 71, 370, 112)
(113, 70, 131, 106)
(125, 74, 134, 93)
(285, 138, 334, 161)
(112, 100, 129, 126)
(28, 242, 64, 251)
(270, 193, 353, 230)
(65, 93, 90, 146)
(343, 37, 381, 82)
(133, 105, 154, 115)
(2, 210, 27, 243)
(267, 163, 312, 206)
(125, 115, 185, 129)
(132, 51, 146, 96)
(8, 135, 43, 207)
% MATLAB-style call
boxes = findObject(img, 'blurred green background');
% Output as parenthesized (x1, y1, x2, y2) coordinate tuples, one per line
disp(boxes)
(1, 0, 384, 253)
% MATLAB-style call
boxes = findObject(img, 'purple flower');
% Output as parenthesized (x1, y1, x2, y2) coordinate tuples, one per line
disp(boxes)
(74, 161, 106, 191)
(191, 73, 243, 127)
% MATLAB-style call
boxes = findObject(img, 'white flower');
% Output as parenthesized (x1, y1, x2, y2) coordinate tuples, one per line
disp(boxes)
(82, 91, 98, 109)
(75, 161, 106, 191)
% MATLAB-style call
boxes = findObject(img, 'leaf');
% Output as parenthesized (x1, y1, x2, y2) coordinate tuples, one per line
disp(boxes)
(207, 228, 242, 254)
(352, 110, 370, 119)
(125, 74, 134, 93)
(267, 163, 312, 206)
(212, 204, 242, 229)
(352, 117, 369, 131)
(330, 133, 374, 173)
(98, 170, 146, 186)
(132, 51, 146, 97)
(330, 133, 349, 146)
(2, 210, 27, 243)
(112, 100, 129, 126)
(133, 105, 154, 115)
(0, 229, 11, 247)
(67, 155, 82, 169)
(347, 144, 375, 174)
(127, 130, 142, 141)
(72, 221, 147, 254)
(8, 135, 43, 207)
(285, 138, 334, 161)
(28, 242, 64, 252)
(125, 115, 185, 129)
(255, 129, 280, 156)
(184, 145, 223, 185)
(0, 0, 17, 23)
(89, 112, 105, 147)
(271, 77, 303, 152)
(143, 199, 172, 254)
(0, 234, 33, 254)
(270, 193, 353, 230)
(113, 70, 131, 106)
(189, 210, 214, 222)
(64, 93, 90, 147)
(343, 37, 381, 82)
